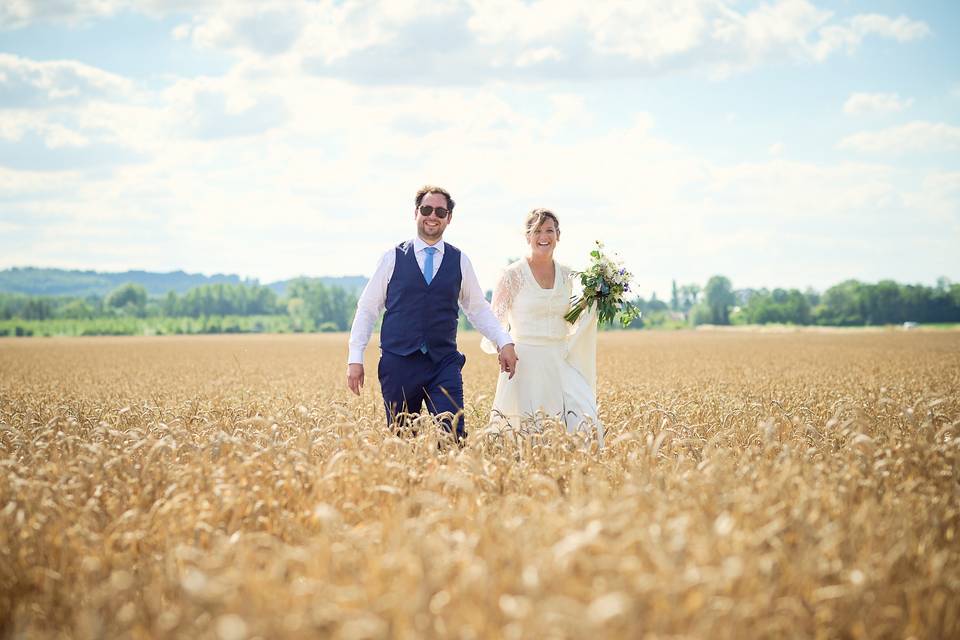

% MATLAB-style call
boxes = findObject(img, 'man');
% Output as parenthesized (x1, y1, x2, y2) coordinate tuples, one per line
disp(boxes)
(346, 185, 519, 441)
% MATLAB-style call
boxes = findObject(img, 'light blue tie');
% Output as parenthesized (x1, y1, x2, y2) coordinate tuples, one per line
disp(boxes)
(420, 246, 439, 354)
(423, 246, 438, 285)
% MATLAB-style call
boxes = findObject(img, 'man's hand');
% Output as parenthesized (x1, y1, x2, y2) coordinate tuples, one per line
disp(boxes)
(347, 363, 365, 395)
(498, 344, 519, 379)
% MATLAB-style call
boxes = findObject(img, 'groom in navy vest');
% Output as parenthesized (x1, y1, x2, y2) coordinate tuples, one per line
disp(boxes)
(347, 185, 518, 441)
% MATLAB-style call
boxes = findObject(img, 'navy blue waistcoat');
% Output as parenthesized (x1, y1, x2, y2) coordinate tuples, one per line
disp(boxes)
(380, 241, 462, 362)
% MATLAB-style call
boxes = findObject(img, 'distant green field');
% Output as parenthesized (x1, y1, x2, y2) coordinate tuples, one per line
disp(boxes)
(2, 317, 958, 338)
(0, 315, 308, 337)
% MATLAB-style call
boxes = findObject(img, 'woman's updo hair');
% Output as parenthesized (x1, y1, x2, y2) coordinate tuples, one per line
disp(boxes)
(525, 208, 560, 237)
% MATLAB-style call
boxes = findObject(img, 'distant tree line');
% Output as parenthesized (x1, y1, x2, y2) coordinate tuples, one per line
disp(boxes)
(0, 279, 359, 333)
(3, 274, 959, 336)
(627, 276, 960, 328)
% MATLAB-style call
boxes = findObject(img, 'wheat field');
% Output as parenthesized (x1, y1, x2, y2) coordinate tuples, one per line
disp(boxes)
(1, 331, 958, 639)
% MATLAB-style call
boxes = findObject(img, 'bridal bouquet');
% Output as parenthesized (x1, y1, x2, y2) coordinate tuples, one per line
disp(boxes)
(565, 241, 641, 327)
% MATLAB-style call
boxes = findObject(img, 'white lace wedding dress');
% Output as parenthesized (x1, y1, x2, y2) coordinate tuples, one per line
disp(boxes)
(481, 259, 604, 445)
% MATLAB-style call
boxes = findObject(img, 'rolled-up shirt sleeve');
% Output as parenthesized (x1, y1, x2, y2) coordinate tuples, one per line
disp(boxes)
(347, 249, 395, 364)
(459, 253, 514, 349)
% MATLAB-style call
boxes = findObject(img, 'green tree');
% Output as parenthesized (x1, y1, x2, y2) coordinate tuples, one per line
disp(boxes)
(704, 275, 734, 325)
(177, 283, 278, 317)
(58, 299, 94, 320)
(677, 284, 701, 314)
(285, 279, 358, 330)
(815, 280, 863, 326)
(862, 280, 904, 325)
(22, 297, 54, 320)
(741, 288, 811, 324)
(106, 283, 148, 314)
(646, 292, 669, 313)
(690, 303, 713, 326)
(287, 297, 309, 332)
(162, 291, 179, 316)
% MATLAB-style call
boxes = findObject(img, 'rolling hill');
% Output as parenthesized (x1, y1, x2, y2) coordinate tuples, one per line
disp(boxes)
(0, 267, 368, 297)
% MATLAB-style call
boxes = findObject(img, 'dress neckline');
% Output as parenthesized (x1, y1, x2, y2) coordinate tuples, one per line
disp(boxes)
(524, 258, 557, 291)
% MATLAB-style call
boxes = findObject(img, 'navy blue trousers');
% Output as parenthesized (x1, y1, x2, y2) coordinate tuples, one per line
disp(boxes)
(378, 349, 466, 440)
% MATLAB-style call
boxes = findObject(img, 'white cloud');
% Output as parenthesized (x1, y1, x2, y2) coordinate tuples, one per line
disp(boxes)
(0, 53, 294, 176)
(713, 0, 832, 66)
(706, 159, 901, 219)
(39, 124, 88, 148)
(1, 0, 933, 84)
(0, 53, 132, 108)
(0, 0, 124, 28)
(163, 75, 289, 139)
(586, 1, 709, 63)
(0, 55, 161, 171)
(0, 167, 80, 193)
(849, 14, 931, 42)
(922, 171, 960, 195)
(0, 0, 209, 29)
(809, 14, 929, 62)
(157, 1, 934, 82)
(466, 0, 582, 46)
(175, 4, 307, 57)
(838, 121, 960, 154)
(515, 47, 564, 68)
(711, 2, 931, 74)
(843, 92, 913, 116)
(0, 2, 931, 89)
(0, 111, 146, 171)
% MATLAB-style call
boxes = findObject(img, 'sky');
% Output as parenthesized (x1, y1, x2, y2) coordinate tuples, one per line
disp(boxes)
(1, 0, 958, 299)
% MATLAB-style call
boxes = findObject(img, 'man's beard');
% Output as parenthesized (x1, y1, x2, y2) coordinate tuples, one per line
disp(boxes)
(418, 220, 443, 239)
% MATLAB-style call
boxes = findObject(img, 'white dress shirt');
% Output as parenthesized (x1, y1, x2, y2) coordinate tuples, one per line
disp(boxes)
(347, 237, 514, 364)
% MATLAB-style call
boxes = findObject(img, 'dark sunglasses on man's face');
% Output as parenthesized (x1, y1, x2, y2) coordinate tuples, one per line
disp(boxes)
(417, 205, 450, 219)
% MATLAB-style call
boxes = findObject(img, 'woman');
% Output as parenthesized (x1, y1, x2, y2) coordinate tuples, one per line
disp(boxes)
(482, 209, 603, 446)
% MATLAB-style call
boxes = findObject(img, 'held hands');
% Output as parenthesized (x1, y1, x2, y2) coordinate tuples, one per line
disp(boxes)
(498, 343, 519, 379)
(346, 363, 364, 395)
(349, 347, 516, 394)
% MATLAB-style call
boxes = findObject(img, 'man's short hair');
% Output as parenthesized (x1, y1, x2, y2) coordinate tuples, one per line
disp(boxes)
(415, 185, 455, 212)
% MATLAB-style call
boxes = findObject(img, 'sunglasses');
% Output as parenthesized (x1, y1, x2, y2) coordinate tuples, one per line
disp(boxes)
(417, 205, 450, 219)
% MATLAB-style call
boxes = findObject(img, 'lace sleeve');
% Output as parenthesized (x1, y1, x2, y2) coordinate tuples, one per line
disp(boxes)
(480, 263, 523, 354)
(493, 264, 524, 325)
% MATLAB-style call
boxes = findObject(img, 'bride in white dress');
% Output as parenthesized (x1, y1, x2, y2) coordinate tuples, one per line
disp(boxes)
(482, 209, 604, 446)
